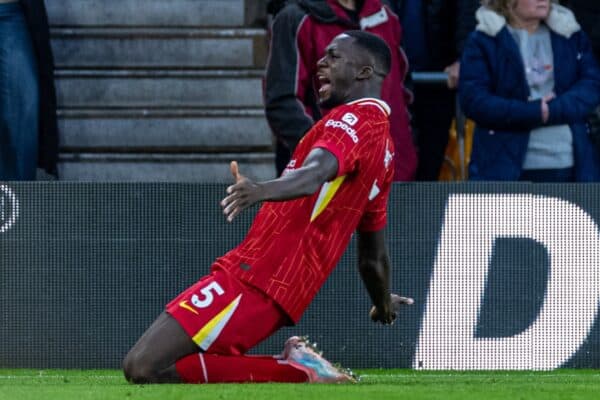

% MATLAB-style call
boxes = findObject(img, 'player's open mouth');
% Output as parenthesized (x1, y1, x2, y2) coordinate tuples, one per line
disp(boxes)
(318, 74, 332, 99)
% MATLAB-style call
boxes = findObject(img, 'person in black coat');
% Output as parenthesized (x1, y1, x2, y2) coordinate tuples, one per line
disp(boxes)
(562, 0, 600, 61)
(562, 0, 600, 151)
(385, 0, 479, 180)
(0, 0, 58, 180)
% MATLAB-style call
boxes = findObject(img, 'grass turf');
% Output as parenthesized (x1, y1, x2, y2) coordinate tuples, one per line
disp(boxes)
(1, 369, 599, 400)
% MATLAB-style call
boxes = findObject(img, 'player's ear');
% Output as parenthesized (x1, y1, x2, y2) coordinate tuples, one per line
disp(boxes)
(356, 65, 374, 80)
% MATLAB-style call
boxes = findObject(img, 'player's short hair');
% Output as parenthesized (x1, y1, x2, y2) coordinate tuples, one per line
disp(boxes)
(344, 30, 392, 77)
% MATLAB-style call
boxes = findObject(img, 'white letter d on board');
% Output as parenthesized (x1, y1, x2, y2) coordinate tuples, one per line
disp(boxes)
(414, 194, 600, 370)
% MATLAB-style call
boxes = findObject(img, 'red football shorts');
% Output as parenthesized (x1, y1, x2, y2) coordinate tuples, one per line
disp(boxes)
(166, 268, 289, 355)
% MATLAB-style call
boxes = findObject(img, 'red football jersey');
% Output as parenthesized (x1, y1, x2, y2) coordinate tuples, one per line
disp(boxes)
(213, 98, 395, 323)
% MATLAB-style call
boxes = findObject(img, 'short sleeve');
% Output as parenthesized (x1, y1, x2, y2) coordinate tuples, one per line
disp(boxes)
(312, 108, 364, 177)
(358, 169, 392, 232)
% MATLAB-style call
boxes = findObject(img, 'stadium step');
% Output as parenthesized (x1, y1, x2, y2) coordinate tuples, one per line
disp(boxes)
(58, 108, 272, 151)
(47, 0, 273, 182)
(58, 152, 276, 182)
(51, 28, 268, 69)
(46, 0, 247, 28)
(55, 69, 264, 108)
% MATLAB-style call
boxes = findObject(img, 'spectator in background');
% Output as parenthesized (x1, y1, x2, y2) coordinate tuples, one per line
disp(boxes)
(562, 0, 600, 62)
(561, 0, 600, 153)
(0, 0, 59, 180)
(385, 0, 479, 181)
(265, 0, 417, 181)
(459, 0, 600, 182)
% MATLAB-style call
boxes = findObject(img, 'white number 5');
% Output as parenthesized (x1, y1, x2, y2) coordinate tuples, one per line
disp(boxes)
(191, 281, 225, 308)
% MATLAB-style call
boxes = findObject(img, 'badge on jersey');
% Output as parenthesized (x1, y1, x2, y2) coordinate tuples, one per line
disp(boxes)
(342, 112, 359, 126)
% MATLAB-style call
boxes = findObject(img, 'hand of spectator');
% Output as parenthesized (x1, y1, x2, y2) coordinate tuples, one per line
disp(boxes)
(541, 92, 556, 124)
(444, 61, 461, 89)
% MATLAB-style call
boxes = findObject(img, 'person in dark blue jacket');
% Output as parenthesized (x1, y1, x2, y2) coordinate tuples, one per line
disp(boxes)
(459, 0, 600, 182)
(384, 0, 479, 181)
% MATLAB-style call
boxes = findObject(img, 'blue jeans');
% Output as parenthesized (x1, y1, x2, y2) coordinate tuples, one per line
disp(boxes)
(0, 2, 39, 180)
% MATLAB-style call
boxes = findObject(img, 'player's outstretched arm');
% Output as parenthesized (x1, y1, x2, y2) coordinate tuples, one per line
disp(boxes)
(221, 148, 338, 222)
(357, 229, 413, 324)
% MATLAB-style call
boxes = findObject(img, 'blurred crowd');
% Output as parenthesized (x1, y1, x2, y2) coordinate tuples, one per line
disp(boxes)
(2, 0, 600, 182)
(265, 0, 600, 183)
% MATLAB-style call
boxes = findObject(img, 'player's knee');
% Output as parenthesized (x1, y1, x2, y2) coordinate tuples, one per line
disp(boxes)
(123, 349, 158, 384)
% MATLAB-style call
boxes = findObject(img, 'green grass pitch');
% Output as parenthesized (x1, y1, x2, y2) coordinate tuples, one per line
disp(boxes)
(1, 369, 599, 400)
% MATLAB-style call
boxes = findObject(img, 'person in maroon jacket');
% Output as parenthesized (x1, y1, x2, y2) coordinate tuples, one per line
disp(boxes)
(265, 0, 417, 181)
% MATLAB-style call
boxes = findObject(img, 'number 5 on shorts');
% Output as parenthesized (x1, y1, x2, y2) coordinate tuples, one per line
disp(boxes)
(191, 281, 224, 308)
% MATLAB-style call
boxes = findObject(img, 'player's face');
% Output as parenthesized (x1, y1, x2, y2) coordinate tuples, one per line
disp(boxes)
(316, 35, 359, 109)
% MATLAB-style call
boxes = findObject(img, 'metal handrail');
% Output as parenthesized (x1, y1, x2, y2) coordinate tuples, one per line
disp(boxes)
(412, 72, 468, 180)
(411, 71, 448, 85)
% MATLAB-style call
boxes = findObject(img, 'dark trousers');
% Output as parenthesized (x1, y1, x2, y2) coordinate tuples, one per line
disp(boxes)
(519, 167, 575, 183)
(0, 2, 39, 180)
(413, 84, 455, 181)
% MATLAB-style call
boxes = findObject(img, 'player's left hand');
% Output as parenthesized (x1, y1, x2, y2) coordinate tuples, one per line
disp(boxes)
(221, 161, 264, 222)
(369, 293, 414, 325)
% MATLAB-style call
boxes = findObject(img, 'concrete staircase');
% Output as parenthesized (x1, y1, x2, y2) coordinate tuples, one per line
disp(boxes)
(48, 0, 275, 181)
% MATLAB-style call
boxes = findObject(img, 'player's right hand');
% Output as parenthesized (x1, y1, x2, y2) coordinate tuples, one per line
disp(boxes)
(369, 293, 414, 325)
(221, 161, 264, 222)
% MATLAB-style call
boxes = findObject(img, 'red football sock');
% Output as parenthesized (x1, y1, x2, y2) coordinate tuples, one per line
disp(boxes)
(175, 353, 308, 383)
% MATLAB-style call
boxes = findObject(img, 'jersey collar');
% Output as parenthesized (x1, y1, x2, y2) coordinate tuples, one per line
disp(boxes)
(347, 97, 391, 117)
